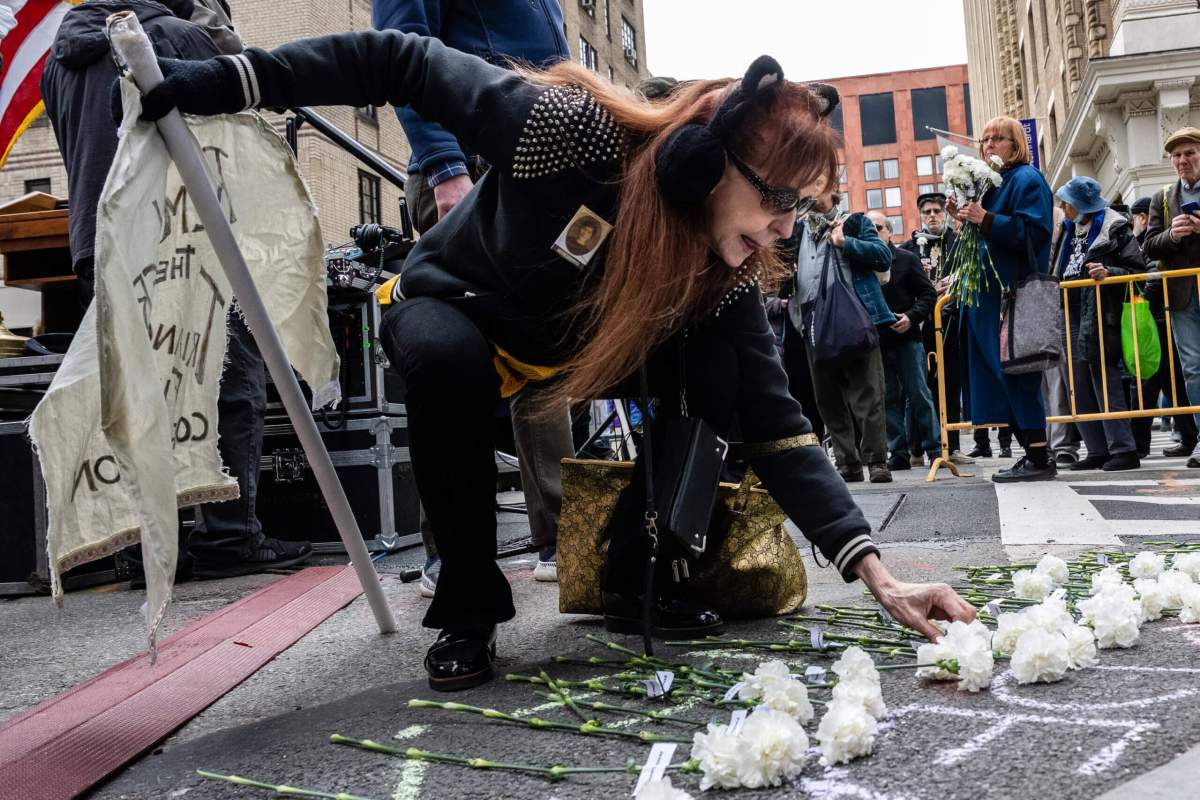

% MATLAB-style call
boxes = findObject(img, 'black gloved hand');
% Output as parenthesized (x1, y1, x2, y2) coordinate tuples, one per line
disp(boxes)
(109, 56, 247, 124)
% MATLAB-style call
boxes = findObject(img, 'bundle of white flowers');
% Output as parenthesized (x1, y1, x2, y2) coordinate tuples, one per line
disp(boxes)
(1179, 583, 1200, 624)
(940, 145, 1005, 308)
(636, 776, 695, 800)
(1077, 584, 1141, 649)
(737, 660, 814, 723)
(1128, 551, 1166, 579)
(690, 708, 808, 790)
(996, 594, 1096, 672)
(1132, 578, 1167, 623)
(1034, 553, 1070, 585)
(1012, 568, 1055, 600)
(1157, 570, 1196, 607)
(915, 620, 994, 692)
(1171, 552, 1200, 582)
(815, 646, 884, 765)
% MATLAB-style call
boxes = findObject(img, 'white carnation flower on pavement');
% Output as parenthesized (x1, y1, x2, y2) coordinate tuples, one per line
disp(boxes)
(832, 678, 887, 719)
(1079, 591, 1141, 649)
(831, 646, 880, 685)
(1172, 552, 1200, 582)
(1158, 570, 1196, 607)
(1013, 568, 1054, 600)
(738, 660, 814, 723)
(816, 699, 878, 766)
(994, 611, 1031, 656)
(1023, 594, 1075, 636)
(1035, 554, 1070, 585)
(1090, 566, 1126, 596)
(1179, 584, 1200, 624)
(1133, 578, 1167, 623)
(952, 632, 995, 692)
(690, 721, 744, 791)
(636, 776, 694, 800)
(1010, 628, 1070, 684)
(1129, 551, 1166, 579)
(915, 639, 957, 681)
(737, 708, 810, 789)
(915, 620, 993, 691)
(1065, 625, 1098, 670)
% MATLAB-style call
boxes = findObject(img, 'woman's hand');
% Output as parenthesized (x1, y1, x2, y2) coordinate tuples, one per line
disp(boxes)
(852, 553, 976, 641)
(935, 277, 952, 296)
(1086, 261, 1109, 281)
(827, 223, 846, 249)
(955, 202, 987, 225)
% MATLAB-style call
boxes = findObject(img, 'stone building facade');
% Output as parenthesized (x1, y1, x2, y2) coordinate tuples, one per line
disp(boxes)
(561, 0, 649, 90)
(815, 65, 972, 242)
(962, 0, 1200, 202)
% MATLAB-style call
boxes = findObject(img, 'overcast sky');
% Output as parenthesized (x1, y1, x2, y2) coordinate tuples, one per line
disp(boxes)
(642, 0, 969, 83)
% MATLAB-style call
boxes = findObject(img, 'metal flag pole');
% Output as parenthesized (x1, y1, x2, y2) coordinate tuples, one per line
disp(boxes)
(106, 11, 397, 635)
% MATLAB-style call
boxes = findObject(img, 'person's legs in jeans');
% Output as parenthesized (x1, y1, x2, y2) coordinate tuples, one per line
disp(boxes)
(1089, 357, 1136, 456)
(191, 312, 275, 568)
(805, 341, 860, 468)
(1068, 352, 1112, 461)
(1171, 300, 1200, 453)
(380, 297, 513, 630)
(893, 339, 941, 458)
(882, 347, 910, 460)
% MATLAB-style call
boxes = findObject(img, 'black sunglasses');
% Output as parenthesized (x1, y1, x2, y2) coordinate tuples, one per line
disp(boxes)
(726, 149, 816, 216)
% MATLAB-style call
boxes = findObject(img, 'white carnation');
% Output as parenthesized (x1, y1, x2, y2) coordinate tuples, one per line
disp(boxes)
(941, 145, 959, 160)
(1010, 628, 1070, 684)
(952, 633, 995, 692)
(690, 721, 743, 791)
(636, 776, 694, 800)
(737, 708, 810, 789)
(1065, 625, 1098, 670)
(993, 611, 1031, 656)
(1023, 594, 1075, 636)
(1171, 552, 1200, 582)
(1013, 569, 1054, 600)
(1133, 578, 1167, 623)
(1158, 570, 1196, 607)
(831, 646, 880, 685)
(915, 620, 993, 691)
(1179, 583, 1200, 624)
(738, 660, 814, 723)
(915, 639, 957, 681)
(1129, 551, 1166, 579)
(831, 678, 887, 719)
(1089, 566, 1126, 595)
(1079, 591, 1141, 649)
(815, 699, 878, 766)
(1035, 554, 1070, 585)
(988, 154, 1005, 169)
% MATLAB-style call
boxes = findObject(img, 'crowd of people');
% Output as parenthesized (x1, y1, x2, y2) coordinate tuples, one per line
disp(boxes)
(770, 120, 1200, 484)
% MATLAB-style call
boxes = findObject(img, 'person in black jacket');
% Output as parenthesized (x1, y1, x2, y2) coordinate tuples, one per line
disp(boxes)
(41, 0, 312, 583)
(870, 212, 940, 470)
(129, 32, 976, 690)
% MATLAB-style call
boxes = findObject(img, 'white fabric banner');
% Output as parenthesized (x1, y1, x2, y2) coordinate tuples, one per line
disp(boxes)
(30, 87, 339, 650)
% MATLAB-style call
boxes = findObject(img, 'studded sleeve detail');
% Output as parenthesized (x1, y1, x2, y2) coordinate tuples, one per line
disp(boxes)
(712, 266, 764, 317)
(511, 85, 627, 179)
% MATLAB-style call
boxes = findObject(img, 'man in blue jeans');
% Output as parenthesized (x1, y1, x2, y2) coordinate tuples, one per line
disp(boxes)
(868, 212, 940, 471)
(372, 0, 575, 589)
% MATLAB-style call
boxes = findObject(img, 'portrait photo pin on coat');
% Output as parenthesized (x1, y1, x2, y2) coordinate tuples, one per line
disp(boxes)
(552, 205, 613, 267)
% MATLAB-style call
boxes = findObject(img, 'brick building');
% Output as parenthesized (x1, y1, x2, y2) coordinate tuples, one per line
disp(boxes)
(0, 0, 649, 328)
(962, 0, 1200, 202)
(813, 65, 972, 242)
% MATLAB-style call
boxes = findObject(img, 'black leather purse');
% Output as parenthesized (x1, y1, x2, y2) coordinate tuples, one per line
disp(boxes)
(653, 416, 729, 558)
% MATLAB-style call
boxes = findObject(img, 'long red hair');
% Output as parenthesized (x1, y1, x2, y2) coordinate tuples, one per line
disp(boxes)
(524, 62, 840, 407)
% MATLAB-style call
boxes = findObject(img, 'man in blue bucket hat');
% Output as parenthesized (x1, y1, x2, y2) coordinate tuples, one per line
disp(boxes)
(1050, 175, 1148, 471)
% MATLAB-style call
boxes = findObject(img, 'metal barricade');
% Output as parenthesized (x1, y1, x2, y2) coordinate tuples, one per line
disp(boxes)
(927, 266, 1200, 481)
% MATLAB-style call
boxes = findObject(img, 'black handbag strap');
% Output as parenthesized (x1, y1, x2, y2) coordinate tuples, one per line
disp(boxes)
(637, 364, 658, 657)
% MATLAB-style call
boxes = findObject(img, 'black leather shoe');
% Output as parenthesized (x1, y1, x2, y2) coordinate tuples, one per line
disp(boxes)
(886, 455, 912, 471)
(1164, 443, 1196, 458)
(1070, 454, 1109, 471)
(425, 625, 497, 692)
(1102, 452, 1140, 471)
(991, 456, 1057, 483)
(1188, 456, 1200, 469)
(967, 445, 992, 458)
(602, 591, 723, 639)
(999, 446, 1013, 459)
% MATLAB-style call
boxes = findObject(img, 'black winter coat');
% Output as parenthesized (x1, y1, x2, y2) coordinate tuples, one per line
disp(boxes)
(880, 244, 936, 348)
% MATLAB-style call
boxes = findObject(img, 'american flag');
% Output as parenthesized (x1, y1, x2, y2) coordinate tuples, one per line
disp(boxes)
(0, 0, 77, 168)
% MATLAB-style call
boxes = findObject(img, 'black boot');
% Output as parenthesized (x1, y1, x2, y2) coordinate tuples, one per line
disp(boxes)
(424, 625, 497, 691)
(602, 591, 723, 639)
(1070, 454, 1110, 471)
(1102, 452, 1140, 471)
(991, 456, 1057, 483)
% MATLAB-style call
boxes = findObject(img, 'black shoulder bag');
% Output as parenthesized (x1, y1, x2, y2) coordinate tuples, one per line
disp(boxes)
(809, 243, 879, 363)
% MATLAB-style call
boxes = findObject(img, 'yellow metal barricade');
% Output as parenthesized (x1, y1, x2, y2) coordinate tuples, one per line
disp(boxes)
(927, 266, 1200, 481)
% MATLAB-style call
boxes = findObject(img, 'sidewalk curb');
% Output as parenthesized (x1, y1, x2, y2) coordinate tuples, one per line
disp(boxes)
(1093, 742, 1200, 800)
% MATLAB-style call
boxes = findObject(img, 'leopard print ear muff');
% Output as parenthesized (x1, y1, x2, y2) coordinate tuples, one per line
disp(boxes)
(653, 57, 840, 210)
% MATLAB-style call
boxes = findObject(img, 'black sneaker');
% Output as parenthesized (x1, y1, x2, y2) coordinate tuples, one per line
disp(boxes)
(1054, 452, 1078, 467)
(1188, 456, 1200, 469)
(191, 537, 313, 581)
(1070, 454, 1109, 471)
(967, 445, 992, 458)
(1164, 443, 1196, 458)
(991, 456, 1057, 483)
(887, 455, 912, 471)
(999, 446, 1013, 459)
(1102, 452, 1140, 471)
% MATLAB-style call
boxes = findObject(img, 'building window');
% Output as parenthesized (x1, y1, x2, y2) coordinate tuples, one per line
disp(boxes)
(356, 105, 378, 124)
(937, 181, 946, 193)
(24, 178, 51, 194)
(579, 35, 598, 71)
(837, 194, 850, 213)
(883, 159, 899, 179)
(1038, 0, 1051, 54)
(916, 155, 933, 176)
(358, 170, 381, 225)
(885, 187, 902, 207)
(963, 84, 973, 136)
(580, 0, 594, 18)
(620, 17, 637, 67)
(837, 164, 847, 184)
(911, 86, 948, 141)
(887, 214, 905, 236)
(858, 92, 897, 146)
(935, 155, 944, 174)
(866, 189, 883, 209)
(827, 102, 844, 134)
(608, 65, 614, 82)
(864, 160, 881, 182)
(603, 0, 611, 39)
(918, 182, 935, 195)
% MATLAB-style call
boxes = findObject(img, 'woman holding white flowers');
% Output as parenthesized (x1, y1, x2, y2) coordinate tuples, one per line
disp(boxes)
(951, 116, 1056, 482)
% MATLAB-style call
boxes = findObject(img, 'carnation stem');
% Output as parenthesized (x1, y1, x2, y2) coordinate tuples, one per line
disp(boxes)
(539, 671, 594, 724)
(195, 769, 375, 800)
(406, 699, 691, 744)
(532, 693, 704, 727)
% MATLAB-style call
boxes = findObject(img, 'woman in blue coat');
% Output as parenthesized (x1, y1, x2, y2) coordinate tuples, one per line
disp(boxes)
(952, 116, 1056, 482)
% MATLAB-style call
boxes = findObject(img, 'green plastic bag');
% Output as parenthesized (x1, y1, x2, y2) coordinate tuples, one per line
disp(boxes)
(1122, 286, 1160, 380)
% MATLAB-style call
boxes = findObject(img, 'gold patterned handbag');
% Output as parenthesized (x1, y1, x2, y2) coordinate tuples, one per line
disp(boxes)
(557, 458, 808, 618)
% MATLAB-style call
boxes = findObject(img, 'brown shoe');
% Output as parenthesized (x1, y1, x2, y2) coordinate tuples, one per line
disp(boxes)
(868, 463, 893, 483)
(838, 464, 865, 482)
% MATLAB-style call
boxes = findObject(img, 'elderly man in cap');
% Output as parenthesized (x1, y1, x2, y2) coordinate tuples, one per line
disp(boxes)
(899, 192, 973, 465)
(1145, 127, 1200, 469)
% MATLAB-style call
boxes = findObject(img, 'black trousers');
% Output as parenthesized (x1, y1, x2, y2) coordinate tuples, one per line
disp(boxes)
(381, 296, 775, 628)
(1131, 317, 1198, 453)
(781, 322, 824, 443)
